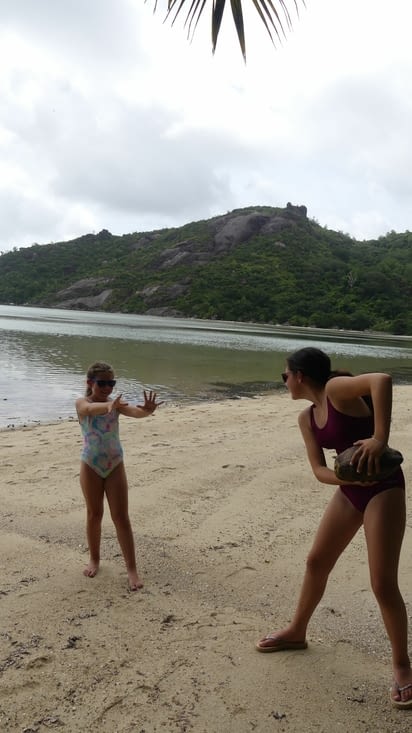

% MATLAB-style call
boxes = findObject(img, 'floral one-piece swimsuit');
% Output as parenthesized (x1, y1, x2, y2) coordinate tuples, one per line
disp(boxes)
(79, 407, 123, 478)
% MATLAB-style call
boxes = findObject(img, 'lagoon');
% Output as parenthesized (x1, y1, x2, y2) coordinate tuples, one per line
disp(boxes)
(1, 305, 412, 428)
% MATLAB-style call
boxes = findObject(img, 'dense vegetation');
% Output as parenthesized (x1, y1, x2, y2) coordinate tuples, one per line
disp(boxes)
(1, 207, 412, 334)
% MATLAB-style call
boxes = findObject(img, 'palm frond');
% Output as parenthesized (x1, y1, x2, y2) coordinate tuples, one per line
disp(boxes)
(151, 1, 304, 60)
(229, 1, 246, 59)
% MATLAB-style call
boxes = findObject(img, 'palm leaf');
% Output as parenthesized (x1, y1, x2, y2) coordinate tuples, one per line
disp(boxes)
(151, 1, 304, 60)
(228, 1, 246, 59)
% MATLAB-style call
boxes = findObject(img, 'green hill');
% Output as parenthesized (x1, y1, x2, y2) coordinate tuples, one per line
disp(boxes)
(1, 203, 412, 334)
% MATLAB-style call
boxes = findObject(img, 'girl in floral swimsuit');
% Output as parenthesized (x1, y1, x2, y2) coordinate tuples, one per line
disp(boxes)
(256, 347, 412, 710)
(76, 361, 162, 591)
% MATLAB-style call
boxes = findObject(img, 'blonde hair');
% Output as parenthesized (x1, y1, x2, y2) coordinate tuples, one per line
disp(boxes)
(85, 361, 114, 396)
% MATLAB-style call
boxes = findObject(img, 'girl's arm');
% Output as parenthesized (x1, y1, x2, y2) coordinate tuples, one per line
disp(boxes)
(75, 393, 127, 417)
(117, 390, 163, 419)
(326, 372, 392, 475)
(298, 408, 342, 485)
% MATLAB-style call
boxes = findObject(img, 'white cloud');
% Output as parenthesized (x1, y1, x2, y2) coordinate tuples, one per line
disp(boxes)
(0, 0, 412, 251)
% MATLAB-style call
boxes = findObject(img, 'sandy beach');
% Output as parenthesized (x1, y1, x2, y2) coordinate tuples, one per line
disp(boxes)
(0, 388, 411, 732)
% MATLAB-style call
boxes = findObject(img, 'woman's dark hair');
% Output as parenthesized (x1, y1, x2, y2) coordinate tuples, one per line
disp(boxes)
(287, 346, 373, 412)
(287, 347, 331, 386)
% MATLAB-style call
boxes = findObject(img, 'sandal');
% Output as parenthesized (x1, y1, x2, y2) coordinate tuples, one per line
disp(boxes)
(390, 681, 412, 709)
(256, 634, 308, 653)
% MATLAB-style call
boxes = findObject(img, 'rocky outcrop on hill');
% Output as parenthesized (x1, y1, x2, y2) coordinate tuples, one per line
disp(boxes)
(149, 204, 307, 271)
(210, 205, 306, 253)
(153, 240, 211, 270)
(213, 213, 269, 251)
(54, 278, 112, 310)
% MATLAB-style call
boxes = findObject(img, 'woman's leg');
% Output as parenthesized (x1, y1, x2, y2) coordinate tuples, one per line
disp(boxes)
(105, 462, 143, 590)
(79, 461, 105, 577)
(257, 488, 363, 649)
(363, 486, 412, 706)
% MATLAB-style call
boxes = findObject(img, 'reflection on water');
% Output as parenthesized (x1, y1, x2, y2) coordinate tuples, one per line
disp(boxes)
(1, 305, 412, 428)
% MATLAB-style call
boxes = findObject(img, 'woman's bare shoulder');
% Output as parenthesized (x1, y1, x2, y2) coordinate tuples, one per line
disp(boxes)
(298, 405, 312, 428)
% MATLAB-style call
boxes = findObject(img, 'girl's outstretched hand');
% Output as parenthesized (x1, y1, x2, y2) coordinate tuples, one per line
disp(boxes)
(138, 390, 163, 414)
(108, 394, 129, 412)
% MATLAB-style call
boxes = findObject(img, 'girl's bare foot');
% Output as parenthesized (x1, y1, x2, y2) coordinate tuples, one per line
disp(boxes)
(128, 569, 144, 591)
(83, 562, 99, 578)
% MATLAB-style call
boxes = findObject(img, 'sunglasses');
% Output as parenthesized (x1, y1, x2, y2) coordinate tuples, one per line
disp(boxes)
(282, 369, 303, 383)
(94, 379, 116, 388)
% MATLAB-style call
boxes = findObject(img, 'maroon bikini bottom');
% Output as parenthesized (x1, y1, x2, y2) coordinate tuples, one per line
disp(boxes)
(340, 467, 405, 513)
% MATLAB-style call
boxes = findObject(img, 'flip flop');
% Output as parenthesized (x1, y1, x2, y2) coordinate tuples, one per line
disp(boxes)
(256, 634, 308, 653)
(390, 681, 412, 709)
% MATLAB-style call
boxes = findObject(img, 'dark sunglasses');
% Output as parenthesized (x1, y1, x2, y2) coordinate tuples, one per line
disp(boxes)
(94, 379, 116, 388)
(282, 369, 303, 383)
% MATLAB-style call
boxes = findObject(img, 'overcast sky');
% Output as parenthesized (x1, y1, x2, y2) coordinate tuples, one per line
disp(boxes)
(1, 0, 411, 252)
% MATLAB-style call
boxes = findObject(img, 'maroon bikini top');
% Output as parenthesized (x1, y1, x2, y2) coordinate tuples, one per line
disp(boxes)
(310, 398, 374, 454)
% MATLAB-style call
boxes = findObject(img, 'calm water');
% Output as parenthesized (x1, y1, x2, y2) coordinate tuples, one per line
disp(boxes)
(1, 305, 412, 428)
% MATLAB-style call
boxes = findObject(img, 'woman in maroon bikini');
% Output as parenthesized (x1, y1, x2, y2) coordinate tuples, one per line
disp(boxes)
(256, 347, 412, 709)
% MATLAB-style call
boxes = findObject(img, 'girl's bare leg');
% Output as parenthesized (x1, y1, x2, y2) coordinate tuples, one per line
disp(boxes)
(105, 463, 143, 590)
(364, 487, 412, 705)
(80, 462, 105, 577)
(257, 489, 363, 649)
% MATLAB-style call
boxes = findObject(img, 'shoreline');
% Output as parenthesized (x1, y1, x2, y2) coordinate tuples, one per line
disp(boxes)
(2, 303, 412, 340)
(0, 389, 411, 731)
(0, 384, 286, 431)
(2, 378, 412, 432)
